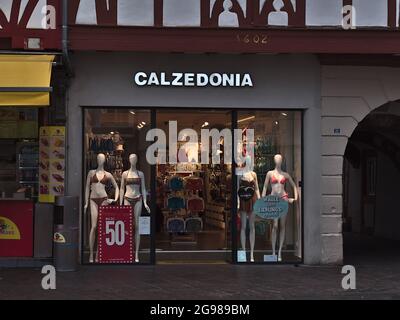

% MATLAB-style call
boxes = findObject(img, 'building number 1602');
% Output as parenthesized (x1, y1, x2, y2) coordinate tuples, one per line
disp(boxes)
(105, 220, 125, 246)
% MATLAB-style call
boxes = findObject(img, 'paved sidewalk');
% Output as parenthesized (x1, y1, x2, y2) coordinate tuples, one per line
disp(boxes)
(1, 262, 399, 300)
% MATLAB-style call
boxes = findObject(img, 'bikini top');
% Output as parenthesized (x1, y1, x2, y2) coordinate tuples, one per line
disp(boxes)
(271, 175, 286, 185)
(90, 172, 109, 185)
(126, 177, 141, 186)
(238, 178, 256, 201)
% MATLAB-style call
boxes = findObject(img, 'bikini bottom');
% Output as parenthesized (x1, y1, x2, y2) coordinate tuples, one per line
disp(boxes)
(125, 195, 143, 208)
(90, 197, 108, 207)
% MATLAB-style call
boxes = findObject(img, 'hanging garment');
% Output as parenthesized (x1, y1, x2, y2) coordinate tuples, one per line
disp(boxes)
(185, 177, 204, 191)
(167, 218, 185, 233)
(185, 217, 203, 233)
(169, 176, 184, 191)
(167, 196, 186, 211)
(187, 197, 205, 212)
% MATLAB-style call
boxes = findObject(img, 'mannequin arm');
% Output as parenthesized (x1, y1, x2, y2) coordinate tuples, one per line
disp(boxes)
(253, 172, 261, 199)
(120, 172, 126, 205)
(261, 172, 270, 197)
(286, 174, 298, 202)
(84, 171, 91, 213)
(236, 175, 241, 210)
(109, 174, 119, 203)
(140, 171, 150, 213)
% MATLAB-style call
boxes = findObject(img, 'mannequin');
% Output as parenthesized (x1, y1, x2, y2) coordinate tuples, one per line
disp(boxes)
(237, 155, 260, 262)
(262, 154, 298, 262)
(120, 154, 150, 263)
(84, 153, 119, 263)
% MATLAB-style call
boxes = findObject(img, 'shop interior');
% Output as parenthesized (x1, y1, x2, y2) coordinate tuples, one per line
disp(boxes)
(83, 108, 302, 264)
(0, 108, 39, 200)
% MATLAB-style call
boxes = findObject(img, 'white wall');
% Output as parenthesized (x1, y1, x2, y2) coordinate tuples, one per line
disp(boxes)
(321, 65, 400, 264)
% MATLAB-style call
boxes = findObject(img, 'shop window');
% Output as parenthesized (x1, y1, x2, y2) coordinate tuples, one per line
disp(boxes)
(83, 109, 152, 264)
(236, 110, 302, 263)
(0, 108, 39, 200)
(155, 110, 232, 263)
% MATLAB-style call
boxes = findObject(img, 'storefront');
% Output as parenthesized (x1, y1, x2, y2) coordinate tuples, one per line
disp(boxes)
(66, 52, 322, 265)
(0, 54, 58, 261)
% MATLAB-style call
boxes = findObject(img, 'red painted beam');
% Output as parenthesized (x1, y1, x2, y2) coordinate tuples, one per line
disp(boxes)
(69, 26, 400, 54)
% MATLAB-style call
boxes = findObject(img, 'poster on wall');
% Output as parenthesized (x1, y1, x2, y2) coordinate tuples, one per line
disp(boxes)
(97, 206, 134, 264)
(0, 201, 33, 257)
(39, 126, 65, 203)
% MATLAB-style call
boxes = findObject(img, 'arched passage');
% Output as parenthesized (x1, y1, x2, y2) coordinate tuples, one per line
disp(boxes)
(343, 101, 400, 265)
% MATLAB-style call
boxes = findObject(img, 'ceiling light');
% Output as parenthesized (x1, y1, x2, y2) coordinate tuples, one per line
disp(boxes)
(130, 111, 136, 115)
(238, 116, 255, 123)
(281, 112, 288, 117)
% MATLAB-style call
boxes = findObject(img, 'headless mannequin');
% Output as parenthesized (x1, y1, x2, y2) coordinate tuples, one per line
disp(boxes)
(262, 154, 298, 262)
(237, 156, 260, 262)
(84, 153, 119, 263)
(120, 154, 150, 263)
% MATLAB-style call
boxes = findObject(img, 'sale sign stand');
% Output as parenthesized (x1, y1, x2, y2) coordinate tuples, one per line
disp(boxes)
(97, 206, 134, 264)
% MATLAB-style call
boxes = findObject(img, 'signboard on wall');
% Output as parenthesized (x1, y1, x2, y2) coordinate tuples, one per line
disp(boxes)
(39, 126, 65, 203)
(97, 206, 134, 264)
(0, 201, 33, 257)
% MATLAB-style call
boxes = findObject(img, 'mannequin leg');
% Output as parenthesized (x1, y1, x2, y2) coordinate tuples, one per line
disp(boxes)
(278, 214, 288, 262)
(248, 213, 255, 262)
(134, 201, 143, 263)
(89, 201, 99, 263)
(271, 218, 278, 257)
(240, 211, 247, 253)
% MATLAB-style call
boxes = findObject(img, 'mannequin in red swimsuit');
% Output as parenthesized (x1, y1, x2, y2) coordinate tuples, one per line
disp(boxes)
(262, 154, 298, 262)
(120, 154, 150, 263)
(84, 153, 120, 263)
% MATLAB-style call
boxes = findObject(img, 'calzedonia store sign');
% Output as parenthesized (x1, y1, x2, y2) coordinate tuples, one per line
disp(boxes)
(134, 72, 254, 88)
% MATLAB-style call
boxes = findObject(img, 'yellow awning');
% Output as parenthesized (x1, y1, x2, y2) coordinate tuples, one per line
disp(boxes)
(0, 54, 55, 107)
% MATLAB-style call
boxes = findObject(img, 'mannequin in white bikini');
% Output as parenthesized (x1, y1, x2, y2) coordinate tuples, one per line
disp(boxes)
(84, 153, 119, 263)
(120, 154, 150, 263)
(262, 154, 298, 261)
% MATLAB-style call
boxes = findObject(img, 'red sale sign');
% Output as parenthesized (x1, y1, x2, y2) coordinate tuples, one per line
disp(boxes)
(97, 206, 134, 264)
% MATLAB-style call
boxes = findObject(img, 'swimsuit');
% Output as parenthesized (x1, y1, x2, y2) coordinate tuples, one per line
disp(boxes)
(90, 172, 110, 207)
(167, 218, 185, 233)
(187, 198, 204, 212)
(271, 175, 289, 200)
(126, 177, 141, 186)
(125, 195, 143, 207)
(90, 197, 108, 207)
(167, 196, 186, 211)
(271, 175, 286, 185)
(90, 172, 109, 185)
(185, 177, 203, 191)
(238, 179, 257, 213)
(169, 176, 184, 191)
(185, 217, 203, 233)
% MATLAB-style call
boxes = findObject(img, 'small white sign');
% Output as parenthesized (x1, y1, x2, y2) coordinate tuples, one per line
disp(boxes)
(237, 250, 247, 262)
(139, 216, 151, 235)
(264, 255, 278, 262)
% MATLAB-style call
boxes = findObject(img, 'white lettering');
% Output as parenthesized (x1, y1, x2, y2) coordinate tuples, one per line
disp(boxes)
(148, 72, 160, 86)
(242, 74, 253, 87)
(134, 72, 148, 86)
(172, 73, 183, 86)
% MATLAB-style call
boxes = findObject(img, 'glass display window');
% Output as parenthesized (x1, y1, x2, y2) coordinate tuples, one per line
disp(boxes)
(236, 111, 302, 263)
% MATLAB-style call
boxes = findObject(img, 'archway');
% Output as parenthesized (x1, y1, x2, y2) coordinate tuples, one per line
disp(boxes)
(343, 101, 400, 265)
